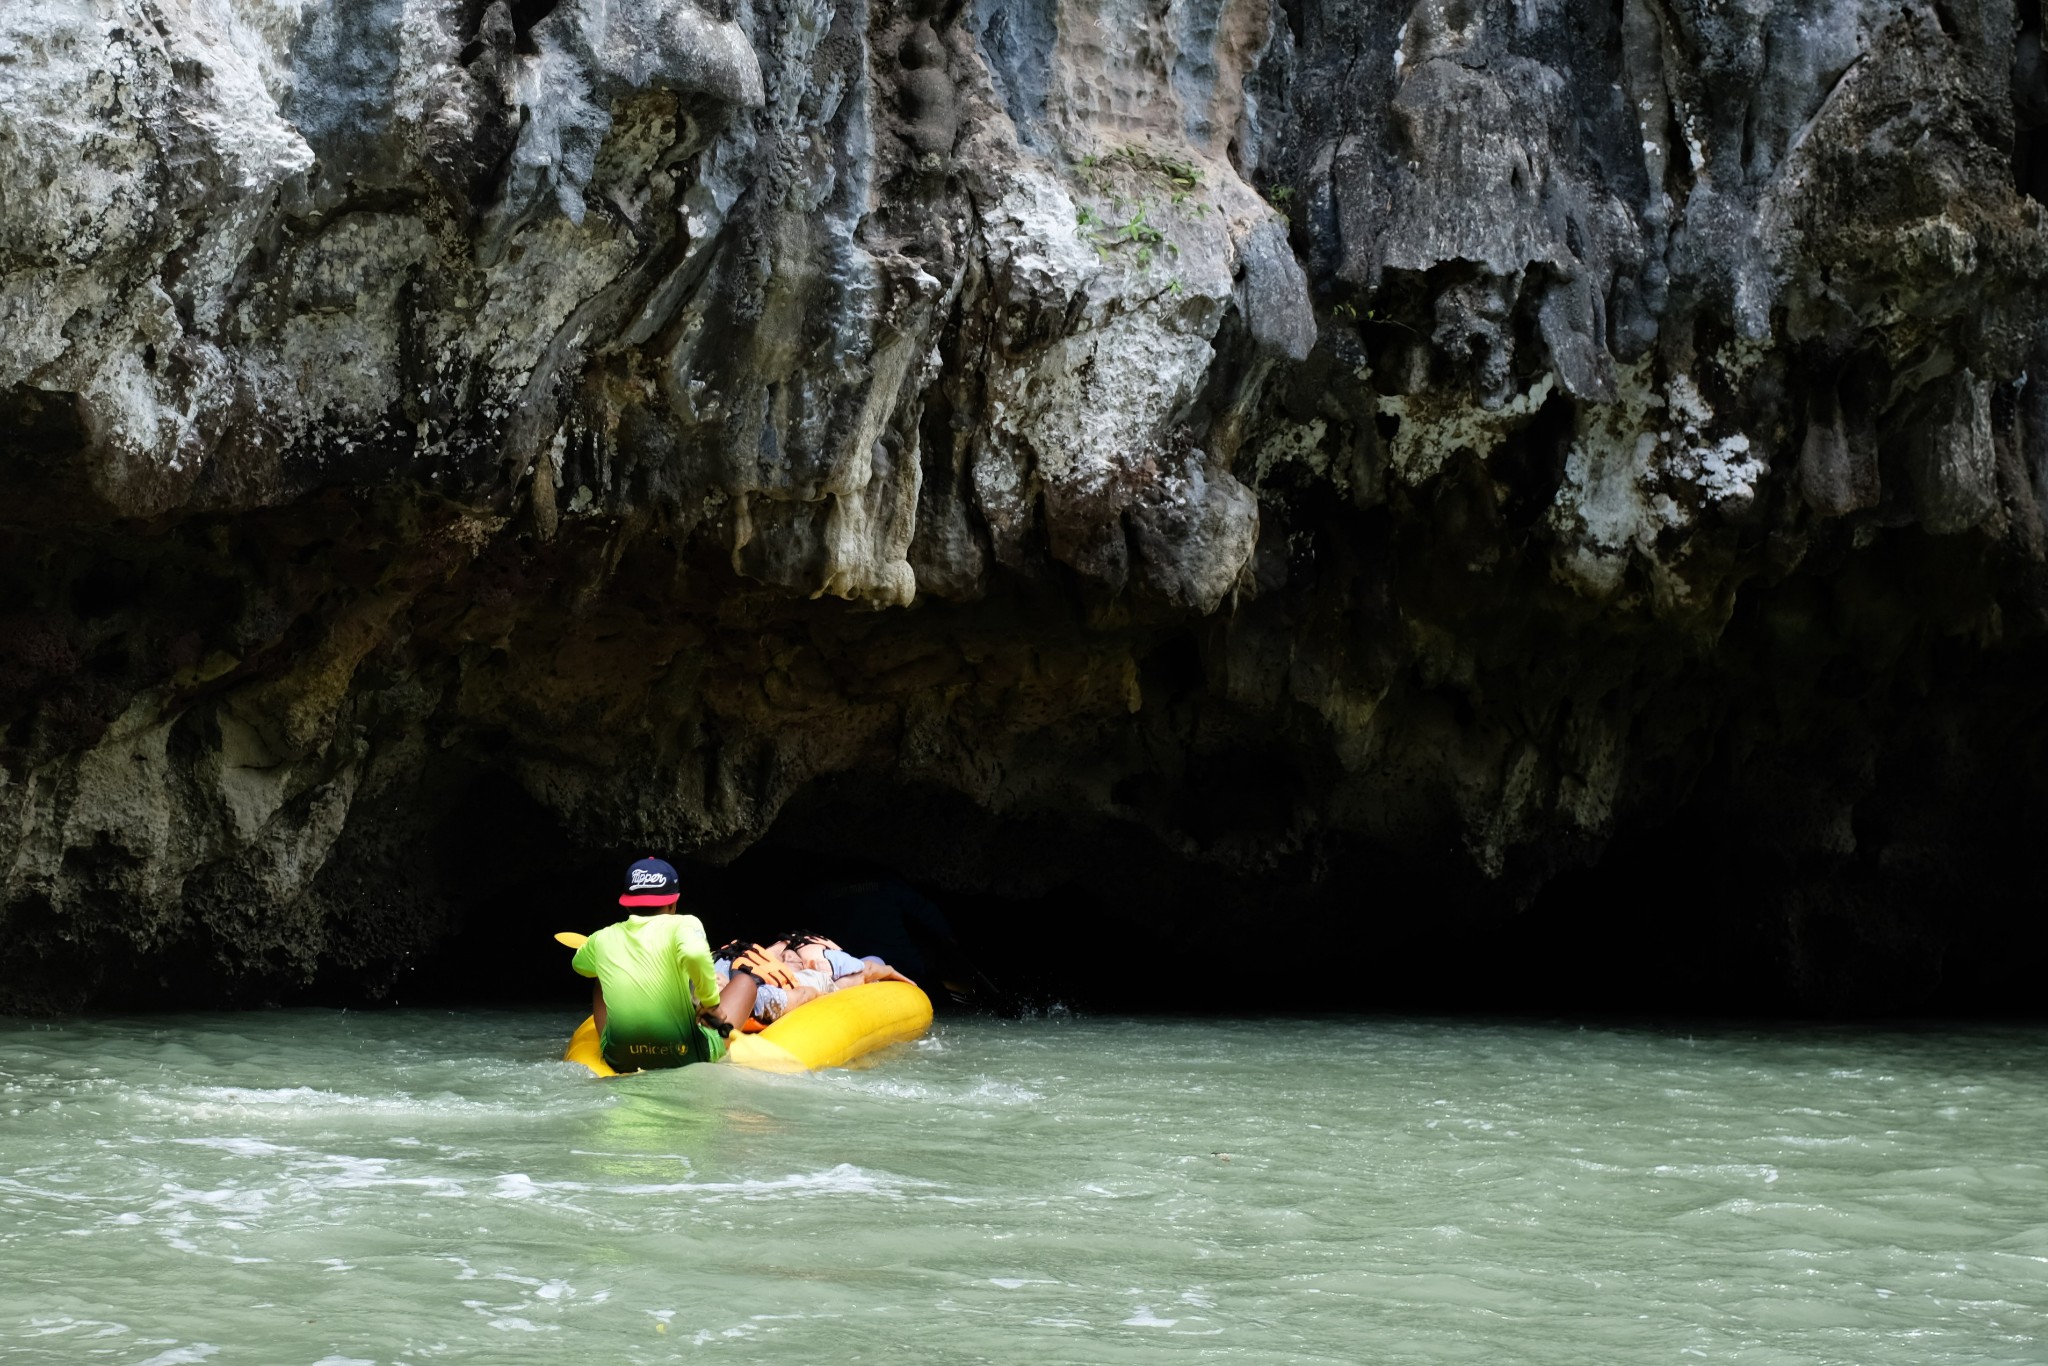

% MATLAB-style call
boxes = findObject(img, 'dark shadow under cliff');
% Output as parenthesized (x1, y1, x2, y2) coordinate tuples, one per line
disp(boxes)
(322, 768, 2048, 1021)
(5, 487, 2048, 1020)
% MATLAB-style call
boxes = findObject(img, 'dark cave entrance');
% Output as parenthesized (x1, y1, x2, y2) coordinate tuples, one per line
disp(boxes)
(401, 772, 1260, 1015)
(403, 768, 1445, 1015)
(391, 763, 2048, 1020)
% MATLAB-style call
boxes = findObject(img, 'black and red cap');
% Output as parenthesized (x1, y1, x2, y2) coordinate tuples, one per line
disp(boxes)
(619, 856, 681, 907)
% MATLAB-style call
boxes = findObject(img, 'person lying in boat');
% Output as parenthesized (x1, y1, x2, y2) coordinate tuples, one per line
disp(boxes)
(712, 932, 916, 1025)
(570, 857, 763, 1073)
(786, 930, 918, 989)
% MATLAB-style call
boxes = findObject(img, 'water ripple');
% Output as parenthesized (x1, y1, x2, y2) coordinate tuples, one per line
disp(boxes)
(1, 1012, 2045, 1364)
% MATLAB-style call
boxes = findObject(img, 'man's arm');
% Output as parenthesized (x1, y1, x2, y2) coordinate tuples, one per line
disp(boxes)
(711, 970, 759, 1031)
(823, 948, 916, 988)
(818, 947, 866, 980)
(859, 958, 916, 986)
(673, 915, 722, 1017)
(573, 935, 605, 1029)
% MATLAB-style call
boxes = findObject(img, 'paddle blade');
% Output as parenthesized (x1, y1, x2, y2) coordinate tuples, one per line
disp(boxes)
(555, 931, 588, 950)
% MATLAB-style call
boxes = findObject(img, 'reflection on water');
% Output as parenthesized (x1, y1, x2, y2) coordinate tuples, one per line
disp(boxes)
(2, 1011, 2045, 1364)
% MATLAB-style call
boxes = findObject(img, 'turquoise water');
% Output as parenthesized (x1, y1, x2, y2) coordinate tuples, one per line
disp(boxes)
(2, 1012, 2045, 1364)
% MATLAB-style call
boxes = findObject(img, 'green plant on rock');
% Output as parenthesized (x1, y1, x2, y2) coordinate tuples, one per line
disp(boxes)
(1077, 201, 1174, 272)
(1104, 204, 1163, 249)
(1067, 144, 1208, 275)
(1108, 144, 1202, 191)
(1070, 141, 1208, 211)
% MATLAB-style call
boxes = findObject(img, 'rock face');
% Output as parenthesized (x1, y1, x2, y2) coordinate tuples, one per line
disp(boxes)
(3, 0, 2047, 1012)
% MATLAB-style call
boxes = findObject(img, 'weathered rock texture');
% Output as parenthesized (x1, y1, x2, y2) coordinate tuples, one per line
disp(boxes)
(5, 0, 2048, 1011)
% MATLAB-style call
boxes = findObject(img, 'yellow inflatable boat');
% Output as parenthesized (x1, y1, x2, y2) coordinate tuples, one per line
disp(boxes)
(562, 979, 934, 1077)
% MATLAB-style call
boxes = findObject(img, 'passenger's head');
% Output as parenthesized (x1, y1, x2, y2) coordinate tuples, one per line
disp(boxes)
(619, 856, 681, 910)
(715, 937, 789, 961)
(773, 932, 829, 970)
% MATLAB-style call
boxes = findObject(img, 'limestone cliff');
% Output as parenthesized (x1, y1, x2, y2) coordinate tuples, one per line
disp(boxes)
(4, 0, 2046, 1011)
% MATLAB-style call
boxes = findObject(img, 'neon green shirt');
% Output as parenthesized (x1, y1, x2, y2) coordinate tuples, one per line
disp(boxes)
(571, 913, 720, 1048)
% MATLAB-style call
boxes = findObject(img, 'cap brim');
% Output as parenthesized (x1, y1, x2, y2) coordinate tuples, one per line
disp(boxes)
(619, 893, 681, 907)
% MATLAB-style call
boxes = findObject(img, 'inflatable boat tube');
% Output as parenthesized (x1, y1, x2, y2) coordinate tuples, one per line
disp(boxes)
(562, 980, 934, 1077)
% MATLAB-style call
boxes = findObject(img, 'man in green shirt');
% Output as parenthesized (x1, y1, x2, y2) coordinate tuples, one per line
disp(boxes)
(571, 857, 763, 1072)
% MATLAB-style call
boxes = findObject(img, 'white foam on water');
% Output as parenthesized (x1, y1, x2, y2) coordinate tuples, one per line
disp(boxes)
(567, 1149, 694, 1163)
(822, 1074, 1041, 1106)
(147, 1184, 272, 1218)
(966, 1079, 1044, 1104)
(177, 1086, 336, 1106)
(132, 1345, 220, 1366)
(508, 1162, 929, 1200)
(23, 1316, 129, 1339)
(0, 1175, 106, 1205)
(163, 1086, 563, 1124)
(286, 1153, 469, 1197)
(825, 1077, 933, 1101)
(1121, 1306, 1178, 1327)
(491, 1173, 540, 1200)
(171, 1137, 288, 1157)
(1652, 1162, 1783, 1183)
